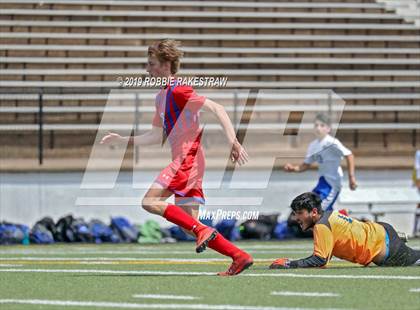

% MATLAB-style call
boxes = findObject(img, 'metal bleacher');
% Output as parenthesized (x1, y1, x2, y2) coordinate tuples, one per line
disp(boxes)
(377, 0, 420, 26)
(0, 0, 419, 168)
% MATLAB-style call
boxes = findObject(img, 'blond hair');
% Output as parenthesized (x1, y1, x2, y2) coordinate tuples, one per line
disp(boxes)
(148, 39, 184, 74)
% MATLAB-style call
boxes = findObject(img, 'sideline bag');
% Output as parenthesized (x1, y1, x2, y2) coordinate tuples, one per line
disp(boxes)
(239, 214, 279, 240)
(138, 220, 162, 244)
(89, 219, 120, 243)
(55, 215, 76, 242)
(30, 223, 54, 244)
(111, 217, 139, 243)
(36, 217, 58, 240)
(71, 218, 93, 243)
(0, 222, 28, 244)
(215, 219, 240, 241)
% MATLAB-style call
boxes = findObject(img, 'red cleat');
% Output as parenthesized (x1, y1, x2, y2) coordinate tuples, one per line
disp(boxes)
(195, 226, 218, 253)
(217, 252, 254, 276)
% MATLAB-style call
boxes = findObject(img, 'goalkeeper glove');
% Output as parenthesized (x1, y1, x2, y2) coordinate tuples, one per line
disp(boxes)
(269, 258, 291, 269)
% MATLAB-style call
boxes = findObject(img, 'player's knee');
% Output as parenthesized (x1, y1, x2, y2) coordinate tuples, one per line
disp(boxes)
(141, 197, 157, 213)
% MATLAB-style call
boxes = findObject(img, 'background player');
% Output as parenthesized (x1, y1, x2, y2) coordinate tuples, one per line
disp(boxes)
(413, 149, 420, 237)
(270, 192, 420, 269)
(101, 39, 253, 276)
(284, 113, 357, 211)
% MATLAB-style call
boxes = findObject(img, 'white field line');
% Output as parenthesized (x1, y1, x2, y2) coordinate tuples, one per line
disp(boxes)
(0, 250, 312, 255)
(1, 245, 418, 255)
(0, 268, 216, 275)
(79, 262, 121, 265)
(271, 291, 340, 297)
(409, 288, 420, 292)
(0, 244, 319, 254)
(0, 264, 22, 267)
(244, 273, 420, 280)
(0, 299, 352, 310)
(0, 257, 346, 263)
(0, 268, 419, 280)
(0, 257, 272, 262)
(132, 294, 200, 300)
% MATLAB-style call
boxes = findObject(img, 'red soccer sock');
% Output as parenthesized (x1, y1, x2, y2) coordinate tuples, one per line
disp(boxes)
(207, 233, 243, 259)
(163, 204, 204, 234)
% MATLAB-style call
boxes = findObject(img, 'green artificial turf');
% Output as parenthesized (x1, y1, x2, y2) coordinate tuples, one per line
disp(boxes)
(0, 240, 419, 310)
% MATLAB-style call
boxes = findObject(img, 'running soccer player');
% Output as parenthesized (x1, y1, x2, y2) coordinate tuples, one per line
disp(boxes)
(269, 192, 420, 269)
(284, 113, 357, 211)
(101, 39, 253, 276)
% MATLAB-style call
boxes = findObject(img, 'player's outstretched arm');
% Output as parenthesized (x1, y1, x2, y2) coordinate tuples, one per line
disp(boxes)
(202, 99, 248, 165)
(270, 224, 332, 269)
(100, 126, 162, 146)
(269, 255, 327, 269)
(284, 162, 310, 173)
(345, 154, 357, 190)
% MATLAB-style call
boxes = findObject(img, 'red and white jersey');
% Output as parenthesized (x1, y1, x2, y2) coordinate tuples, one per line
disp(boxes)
(152, 83, 206, 158)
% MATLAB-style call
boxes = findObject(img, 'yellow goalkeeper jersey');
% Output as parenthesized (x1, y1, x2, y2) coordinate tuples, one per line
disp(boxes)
(313, 211, 386, 266)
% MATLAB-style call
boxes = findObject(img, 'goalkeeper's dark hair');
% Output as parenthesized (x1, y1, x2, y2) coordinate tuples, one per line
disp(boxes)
(291, 192, 323, 214)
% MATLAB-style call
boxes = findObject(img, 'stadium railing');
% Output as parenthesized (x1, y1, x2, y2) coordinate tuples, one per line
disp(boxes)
(1, 80, 418, 89)
(1, 91, 419, 164)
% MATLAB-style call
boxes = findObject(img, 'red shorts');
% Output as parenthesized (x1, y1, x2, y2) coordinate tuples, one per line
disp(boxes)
(155, 140, 205, 205)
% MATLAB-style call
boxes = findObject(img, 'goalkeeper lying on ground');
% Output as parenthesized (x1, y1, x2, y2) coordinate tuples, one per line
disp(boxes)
(270, 192, 420, 269)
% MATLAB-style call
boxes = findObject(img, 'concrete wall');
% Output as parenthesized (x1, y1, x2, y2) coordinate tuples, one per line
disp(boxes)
(1, 170, 418, 235)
